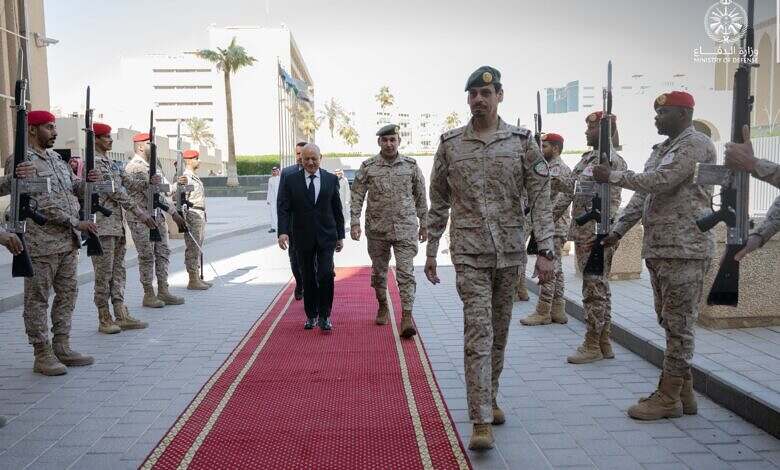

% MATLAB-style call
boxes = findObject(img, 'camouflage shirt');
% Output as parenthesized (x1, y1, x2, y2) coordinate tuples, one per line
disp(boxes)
(546, 155, 574, 238)
(3, 147, 82, 256)
(751, 159, 780, 245)
(181, 169, 206, 211)
(92, 152, 142, 237)
(611, 126, 715, 259)
(123, 154, 175, 223)
(427, 118, 555, 268)
(350, 153, 427, 241)
(555, 149, 626, 244)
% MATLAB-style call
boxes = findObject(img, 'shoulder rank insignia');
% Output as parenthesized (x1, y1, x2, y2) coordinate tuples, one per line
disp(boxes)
(533, 159, 550, 177)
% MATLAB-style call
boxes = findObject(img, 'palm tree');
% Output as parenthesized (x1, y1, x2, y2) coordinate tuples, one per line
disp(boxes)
(375, 86, 394, 110)
(443, 111, 461, 131)
(319, 98, 344, 137)
(338, 122, 359, 150)
(185, 117, 215, 147)
(297, 103, 320, 140)
(196, 38, 257, 187)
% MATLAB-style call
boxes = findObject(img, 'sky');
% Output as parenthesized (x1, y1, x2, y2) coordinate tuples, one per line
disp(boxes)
(44, 0, 777, 134)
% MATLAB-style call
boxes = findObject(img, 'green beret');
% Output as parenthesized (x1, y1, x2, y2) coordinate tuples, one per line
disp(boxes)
(465, 66, 501, 91)
(376, 123, 400, 136)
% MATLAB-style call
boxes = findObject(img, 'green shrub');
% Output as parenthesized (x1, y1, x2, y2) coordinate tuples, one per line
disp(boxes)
(236, 155, 280, 175)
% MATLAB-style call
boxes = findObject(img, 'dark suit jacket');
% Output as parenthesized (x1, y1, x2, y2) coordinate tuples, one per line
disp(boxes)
(278, 168, 345, 251)
(276, 164, 301, 229)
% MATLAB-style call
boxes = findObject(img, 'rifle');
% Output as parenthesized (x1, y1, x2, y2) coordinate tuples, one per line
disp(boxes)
(4, 55, 50, 277)
(694, 0, 757, 306)
(147, 110, 170, 242)
(526, 91, 543, 255)
(81, 86, 114, 257)
(174, 120, 193, 234)
(574, 61, 614, 276)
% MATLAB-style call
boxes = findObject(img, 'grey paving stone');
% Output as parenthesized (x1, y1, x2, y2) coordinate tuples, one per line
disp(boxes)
(687, 428, 741, 445)
(531, 433, 579, 450)
(89, 436, 137, 454)
(676, 452, 736, 469)
(654, 436, 709, 454)
(623, 445, 680, 464)
(588, 454, 643, 470)
(707, 443, 764, 462)
(542, 448, 593, 467)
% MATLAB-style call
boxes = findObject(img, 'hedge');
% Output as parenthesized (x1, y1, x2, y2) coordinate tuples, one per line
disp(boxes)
(236, 155, 280, 175)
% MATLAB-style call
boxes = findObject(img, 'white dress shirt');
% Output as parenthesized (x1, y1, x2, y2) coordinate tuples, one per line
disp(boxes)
(305, 168, 321, 203)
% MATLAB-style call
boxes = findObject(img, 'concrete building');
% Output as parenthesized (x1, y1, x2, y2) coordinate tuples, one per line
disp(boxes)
(0, 0, 50, 161)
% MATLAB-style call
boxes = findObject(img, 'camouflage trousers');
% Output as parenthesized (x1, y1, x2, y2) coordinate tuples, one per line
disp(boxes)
(646, 258, 709, 377)
(24, 250, 78, 345)
(128, 217, 171, 288)
(538, 236, 566, 304)
(367, 238, 418, 312)
(90, 235, 127, 308)
(455, 263, 518, 424)
(184, 209, 205, 275)
(575, 241, 615, 334)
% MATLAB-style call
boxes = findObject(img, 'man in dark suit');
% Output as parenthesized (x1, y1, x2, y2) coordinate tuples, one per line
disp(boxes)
(278, 143, 345, 331)
(277, 142, 307, 300)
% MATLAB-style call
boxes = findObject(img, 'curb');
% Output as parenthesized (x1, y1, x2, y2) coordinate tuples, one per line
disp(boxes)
(0, 223, 269, 315)
(526, 281, 780, 440)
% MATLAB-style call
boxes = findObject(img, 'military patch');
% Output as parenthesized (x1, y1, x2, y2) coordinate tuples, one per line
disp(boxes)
(549, 165, 561, 177)
(482, 71, 493, 83)
(659, 152, 675, 166)
(656, 94, 667, 106)
(587, 113, 599, 123)
(533, 159, 550, 177)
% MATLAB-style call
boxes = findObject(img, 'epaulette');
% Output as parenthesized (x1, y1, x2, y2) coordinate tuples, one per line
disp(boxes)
(440, 127, 465, 142)
(362, 157, 377, 168)
(402, 155, 417, 164)
(508, 125, 531, 139)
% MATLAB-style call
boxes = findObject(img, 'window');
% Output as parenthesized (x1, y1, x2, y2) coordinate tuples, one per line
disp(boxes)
(156, 102, 214, 106)
(156, 118, 214, 122)
(152, 68, 211, 73)
(153, 85, 213, 90)
(546, 81, 579, 114)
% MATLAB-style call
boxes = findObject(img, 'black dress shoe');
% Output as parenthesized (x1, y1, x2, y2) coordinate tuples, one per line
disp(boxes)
(294, 287, 303, 301)
(318, 317, 332, 331)
(304, 318, 316, 330)
(268, 228, 276, 233)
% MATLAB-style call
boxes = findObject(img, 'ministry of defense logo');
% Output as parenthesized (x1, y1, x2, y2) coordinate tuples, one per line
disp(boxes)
(705, 0, 748, 45)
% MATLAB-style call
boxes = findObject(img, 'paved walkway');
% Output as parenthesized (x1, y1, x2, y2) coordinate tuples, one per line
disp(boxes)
(522, 254, 780, 424)
(0, 230, 777, 469)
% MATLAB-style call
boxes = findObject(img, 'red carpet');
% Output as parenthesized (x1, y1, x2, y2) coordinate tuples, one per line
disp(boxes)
(143, 267, 470, 469)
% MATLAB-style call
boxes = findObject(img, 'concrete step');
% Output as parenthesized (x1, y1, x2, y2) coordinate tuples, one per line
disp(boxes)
(201, 175, 270, 188)
(247, 191, 268, 201)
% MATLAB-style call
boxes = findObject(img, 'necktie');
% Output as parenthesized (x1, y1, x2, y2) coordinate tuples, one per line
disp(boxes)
(308, 174, 316, 204)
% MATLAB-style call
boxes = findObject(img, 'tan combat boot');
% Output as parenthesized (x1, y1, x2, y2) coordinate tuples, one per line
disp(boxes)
(187, 271, 211, 290)
(399, 310, 416, 338)
(52, 335, 94, 367)
(157, 284, 185, 305)
(375, 289, 389, 325)
(515, 276, 529, 301)
(550, 298, 568, 324)
(143, 285, 165, 308)
(567, 329, 603, 364)
(520, 300, 552, 326)
(32, 342, 67, 376)
(681, 369, 698, 415)
(628, 373, 684, 420)
(98, 307, 121, 335)
(113, 302, 148, 330)
(600, 324, 615, 359)
(492, 399, 505, 425)
(468, 423, 494, 450)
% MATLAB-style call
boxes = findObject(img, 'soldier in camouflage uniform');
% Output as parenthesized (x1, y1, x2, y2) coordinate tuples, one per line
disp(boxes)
(350, 124, 428, 338)
(520, 132, 572, 326)
(3, 111, 98, 376)
(425, 66, 556, 450)
(91, 123, 153, 334)
(723, 125, 780, 260)
(595, 91, 715, 420)
(557, 112, 626, 364)
(176, 149, 211, 290)
(125, 133, 186, 308)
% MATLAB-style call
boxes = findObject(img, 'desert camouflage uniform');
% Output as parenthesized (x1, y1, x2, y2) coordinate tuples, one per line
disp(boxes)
(124, 154, 174, 289)
(4, 148, 83, 345)
(612, 126, 715, 377)
(351, 153, 427, 311)
(179, 168, 206, 275)
(554, 149, 626, 334)
(537, 155, 573, 304)
(750, 159, 780, 243)
(427, 118, 555, 424)
(91, 152, 142, 309)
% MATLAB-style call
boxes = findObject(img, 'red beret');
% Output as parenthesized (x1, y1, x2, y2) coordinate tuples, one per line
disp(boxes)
(182, 149, 199, 159)
(27, 110, 56, 126)
(93, 122, 111, 136)
(586, 111, 617, 123)
(655, 91, 694, 109)
(132, 133, 150, 143)
(541, 133, 564, 144)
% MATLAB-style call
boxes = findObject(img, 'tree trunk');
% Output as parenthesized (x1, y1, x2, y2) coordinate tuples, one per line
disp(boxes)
(224, 70, 239, 187)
